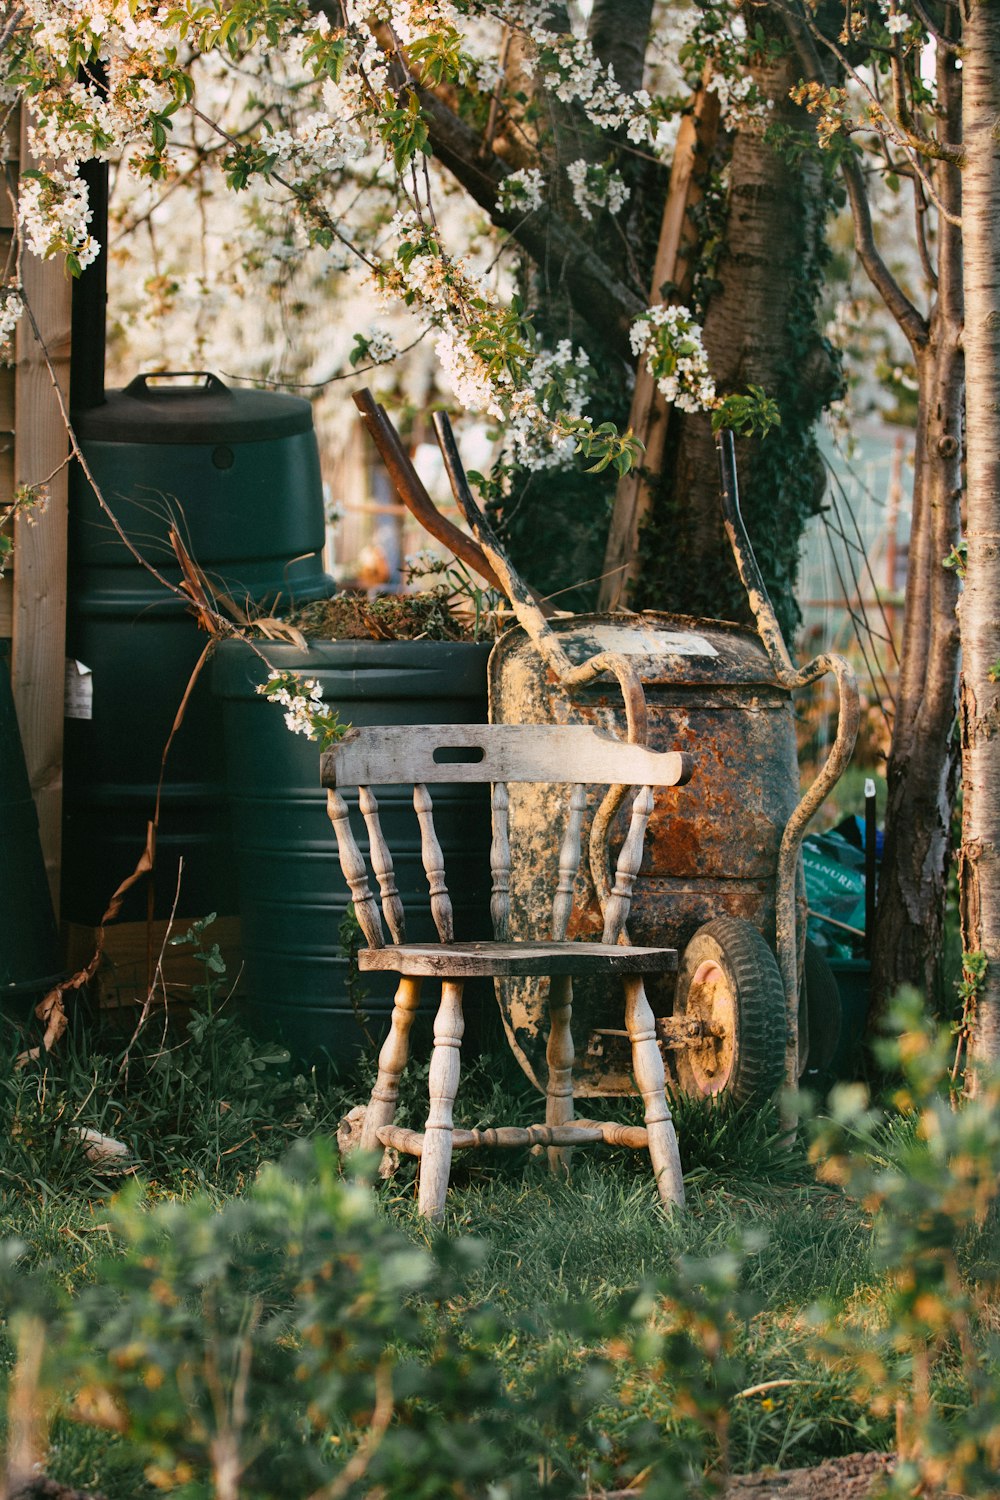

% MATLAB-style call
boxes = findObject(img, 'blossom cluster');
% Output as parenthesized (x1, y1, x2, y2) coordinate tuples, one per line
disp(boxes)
(379, 210, 594, 469)
(256, 670, 345, 749)
(1, 0, 701, 489)
(0, 289, 23, 361)
(496, 167, 546, 216)
(565, 159, 629, 223)
(629, 305, 717, 415)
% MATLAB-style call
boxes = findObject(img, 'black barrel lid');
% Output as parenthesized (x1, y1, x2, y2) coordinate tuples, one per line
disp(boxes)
(73, 372, 314, 445)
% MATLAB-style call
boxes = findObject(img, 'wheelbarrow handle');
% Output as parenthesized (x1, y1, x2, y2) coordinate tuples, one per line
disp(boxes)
(352, 389, 504, 593)
(716, 428, 861, 1104)
(432, 410, 653, 929)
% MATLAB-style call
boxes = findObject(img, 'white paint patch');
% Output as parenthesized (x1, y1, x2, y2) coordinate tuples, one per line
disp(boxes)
(563, 626, 719, 659)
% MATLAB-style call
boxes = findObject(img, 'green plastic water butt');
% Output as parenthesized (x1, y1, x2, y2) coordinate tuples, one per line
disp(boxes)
(63, 374, 334, 926)
(211, 638, 493, 1068)
(0, 642, 62, 1007)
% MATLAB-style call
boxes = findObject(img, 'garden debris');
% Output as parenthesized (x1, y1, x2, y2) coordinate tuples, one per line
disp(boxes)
(598, 1451, 896, 1500)
(284, 590, 474, 642)
(66, 1126, 136, 1174)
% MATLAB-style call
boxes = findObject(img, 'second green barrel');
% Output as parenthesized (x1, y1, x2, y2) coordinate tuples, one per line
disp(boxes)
(212, 637, 492, 1068)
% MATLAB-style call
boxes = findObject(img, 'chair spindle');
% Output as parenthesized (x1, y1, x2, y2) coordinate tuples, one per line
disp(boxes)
(326, 788, 385, 949)
(490, 781, 511, 941)
(413, 783, 454, 942)
(551, 783, 587, 941)
(359, 785, 406, 943)
(602, 785, 654, 944)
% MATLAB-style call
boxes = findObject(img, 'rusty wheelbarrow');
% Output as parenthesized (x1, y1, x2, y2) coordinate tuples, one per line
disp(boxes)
(355, 394, 859, 1109)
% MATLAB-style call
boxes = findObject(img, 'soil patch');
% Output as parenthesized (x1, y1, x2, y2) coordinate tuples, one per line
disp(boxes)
(722, 1450, 893, 1499)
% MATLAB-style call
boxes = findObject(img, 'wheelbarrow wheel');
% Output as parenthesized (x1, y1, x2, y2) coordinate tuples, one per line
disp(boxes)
(672, 916, 785, 1106)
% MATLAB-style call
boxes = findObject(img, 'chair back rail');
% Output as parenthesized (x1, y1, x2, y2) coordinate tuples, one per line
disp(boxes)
(325, 788, 385, 949)
(414, 783, 455, 942)
(603, 785, 654, 944)
(322, 723, 692, 789)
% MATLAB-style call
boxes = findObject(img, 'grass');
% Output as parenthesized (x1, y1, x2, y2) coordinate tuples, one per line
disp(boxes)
(0, 965, 995, 1498)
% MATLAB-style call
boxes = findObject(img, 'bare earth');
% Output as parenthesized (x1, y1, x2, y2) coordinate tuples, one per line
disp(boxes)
(723, 1451, 893, 1499)
(602, 1451, 895, 1500)
(21, 1452, 897, 1500)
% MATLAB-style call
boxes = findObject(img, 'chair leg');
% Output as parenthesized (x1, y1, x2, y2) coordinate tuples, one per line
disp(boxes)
(418, 979, 465, 1221)
(360, 976, 422, 1154)
(623, 976, 685, 1209)
(545, 974, 575, 1176)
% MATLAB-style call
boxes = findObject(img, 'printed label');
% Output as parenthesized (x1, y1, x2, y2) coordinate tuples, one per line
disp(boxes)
(65, 659, 93, 720)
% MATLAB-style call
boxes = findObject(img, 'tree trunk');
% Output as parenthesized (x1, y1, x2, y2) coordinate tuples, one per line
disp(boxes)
(960, 2, 1000, 1082)
(632, 41, 838, 641)
(870, 41, 963, 1015)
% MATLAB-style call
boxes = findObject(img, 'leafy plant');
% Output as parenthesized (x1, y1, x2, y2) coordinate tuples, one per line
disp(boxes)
(809, 989, 1000, 1497)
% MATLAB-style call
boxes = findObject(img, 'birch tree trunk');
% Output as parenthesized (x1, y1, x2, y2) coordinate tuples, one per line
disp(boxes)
(960, 2, 1000, 1082)
(870, 42, 963, 1015)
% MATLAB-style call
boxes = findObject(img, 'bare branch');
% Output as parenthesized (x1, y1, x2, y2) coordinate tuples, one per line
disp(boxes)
(0, 6, 25, 56)
(773, 0, 964, 163)
(841, 149, 929, 352)
(910, 0, 962, 52)
(913, 178, 938, 290)
(415, 85, 643, 358)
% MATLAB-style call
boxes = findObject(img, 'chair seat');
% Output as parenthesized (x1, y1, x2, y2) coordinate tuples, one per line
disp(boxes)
(358, 939, 678, 978)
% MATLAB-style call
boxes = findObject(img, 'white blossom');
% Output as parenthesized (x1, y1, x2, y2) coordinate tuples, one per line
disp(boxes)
(630, 304, 717, 414)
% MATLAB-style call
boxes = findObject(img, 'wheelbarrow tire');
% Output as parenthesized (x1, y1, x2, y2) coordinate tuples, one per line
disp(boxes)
(673, 916, 786, 1106)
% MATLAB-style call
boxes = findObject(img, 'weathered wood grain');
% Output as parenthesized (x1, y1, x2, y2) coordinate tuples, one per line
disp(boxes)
(358, 785, 406, 943)
(326, 788, 385, 949)
(551, 783, 586, 941)
(323, 723, 693, 789)
(357, 939, 678, 978)
(490, 780, 510, 940)
(379, 1119, 650, 1154)
(624, 974, 685, 1208)
(545, 972, 575, 1174)
(359, 975, 421, 1153)
(12, 114, 72, 908)
(413, 782, 454, 942)
(602, 784, 654, 943)
(418, 979, 464, 1220)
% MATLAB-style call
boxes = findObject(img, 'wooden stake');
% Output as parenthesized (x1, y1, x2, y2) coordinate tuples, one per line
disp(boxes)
(12, 111, 72, 912)
(599, 79, 719, 612)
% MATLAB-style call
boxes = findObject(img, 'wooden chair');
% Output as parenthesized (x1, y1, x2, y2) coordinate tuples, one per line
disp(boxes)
(321, 723, 693, 1220)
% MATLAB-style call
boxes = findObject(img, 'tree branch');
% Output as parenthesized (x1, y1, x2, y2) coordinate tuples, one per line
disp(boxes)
(773, 0, 964, 162)
(415, 86, 644, 359)
(913, 178, 938, 290)
(841, 149, 929, 352)
(909, 0, 962, 52)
